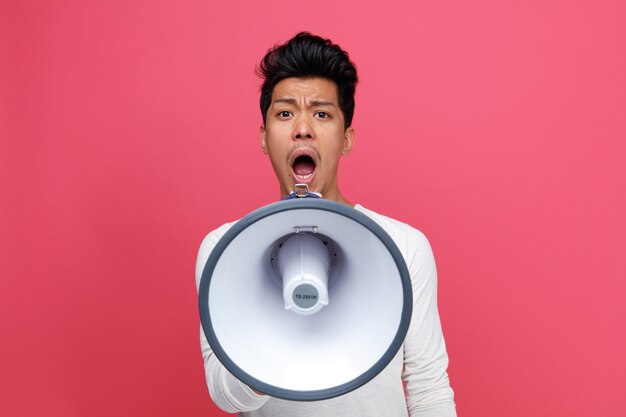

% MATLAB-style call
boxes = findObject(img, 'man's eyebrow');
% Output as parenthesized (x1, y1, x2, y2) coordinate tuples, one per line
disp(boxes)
(309, 99, 336, 107)
(271, 98, 337, 107)
(272, 98, 297, 106)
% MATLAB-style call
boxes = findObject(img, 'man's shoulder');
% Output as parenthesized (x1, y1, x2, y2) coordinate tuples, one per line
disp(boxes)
(355, 205, 435, 284)
(195, 220, 238, 289)
(197, 219, 240, 258)
(354, 204, 429, 249)
(201, 220, 238, 245)
(198, 205, 429, 250)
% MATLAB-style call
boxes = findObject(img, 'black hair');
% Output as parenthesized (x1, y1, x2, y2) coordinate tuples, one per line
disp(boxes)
(257, 32, 358, 129)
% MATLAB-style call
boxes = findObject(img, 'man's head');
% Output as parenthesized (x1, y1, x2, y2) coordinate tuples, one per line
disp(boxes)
(257, 33, 359, 204)
(258, 32, 358, 129)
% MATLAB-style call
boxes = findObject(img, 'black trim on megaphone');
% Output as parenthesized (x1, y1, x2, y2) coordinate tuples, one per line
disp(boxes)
(198, 198, 413, 402)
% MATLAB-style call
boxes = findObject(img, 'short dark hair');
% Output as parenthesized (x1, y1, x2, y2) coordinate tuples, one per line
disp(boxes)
(257, 32, 358, 129)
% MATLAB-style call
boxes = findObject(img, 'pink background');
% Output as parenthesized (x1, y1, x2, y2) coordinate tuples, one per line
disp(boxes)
(1, 1, 625, 416)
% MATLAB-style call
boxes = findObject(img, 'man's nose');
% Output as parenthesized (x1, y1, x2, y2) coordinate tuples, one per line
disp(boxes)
(293, 116, 315, 140)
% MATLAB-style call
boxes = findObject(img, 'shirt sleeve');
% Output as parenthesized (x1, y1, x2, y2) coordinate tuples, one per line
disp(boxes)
(195, 225, 270, 413)
(402, 227, 457, 417)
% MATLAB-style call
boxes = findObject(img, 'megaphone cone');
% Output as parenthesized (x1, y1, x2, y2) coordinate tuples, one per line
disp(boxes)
(198, 198, 412, 401)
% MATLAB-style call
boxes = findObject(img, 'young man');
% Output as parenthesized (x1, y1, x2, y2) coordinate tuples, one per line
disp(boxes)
(196, 32, 456, 417)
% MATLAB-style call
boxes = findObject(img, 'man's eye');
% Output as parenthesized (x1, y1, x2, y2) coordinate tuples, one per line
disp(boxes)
(316, 112, 328, 119)
(279, 111, 291, 118)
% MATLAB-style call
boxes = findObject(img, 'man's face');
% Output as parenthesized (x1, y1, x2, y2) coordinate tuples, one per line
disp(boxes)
(260, 77, 354, 203)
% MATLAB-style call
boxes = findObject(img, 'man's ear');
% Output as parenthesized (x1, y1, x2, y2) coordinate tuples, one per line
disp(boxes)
(342, 127, 355, 156)
(260, 124, 268, 154)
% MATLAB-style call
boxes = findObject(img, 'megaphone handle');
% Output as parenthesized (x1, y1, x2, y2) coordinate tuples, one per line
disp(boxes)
(283, 184, 322, 200)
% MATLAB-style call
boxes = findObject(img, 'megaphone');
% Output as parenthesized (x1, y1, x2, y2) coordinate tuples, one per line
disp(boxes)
(198, 195, 412, 401)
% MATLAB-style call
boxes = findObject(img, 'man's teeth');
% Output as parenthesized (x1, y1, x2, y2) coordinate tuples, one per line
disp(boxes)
(296, 173, 314, 180)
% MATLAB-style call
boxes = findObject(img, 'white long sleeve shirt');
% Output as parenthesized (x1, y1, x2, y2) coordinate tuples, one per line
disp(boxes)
(195, 204, 456, 416)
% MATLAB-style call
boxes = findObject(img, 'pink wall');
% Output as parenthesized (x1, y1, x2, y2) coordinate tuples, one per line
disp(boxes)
(1, 1, 625, 416)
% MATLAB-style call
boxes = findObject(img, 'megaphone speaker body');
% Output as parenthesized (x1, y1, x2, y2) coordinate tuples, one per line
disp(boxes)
(198, 198, 412, 401)
(277, 232, 330, 315)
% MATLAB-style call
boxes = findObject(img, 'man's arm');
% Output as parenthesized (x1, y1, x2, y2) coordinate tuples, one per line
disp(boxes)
(195, 225, 269, 413)
(402, 227, 457, 417)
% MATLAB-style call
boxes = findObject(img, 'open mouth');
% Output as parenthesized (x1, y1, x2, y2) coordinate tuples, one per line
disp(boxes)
(291, 152, 317, 183)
